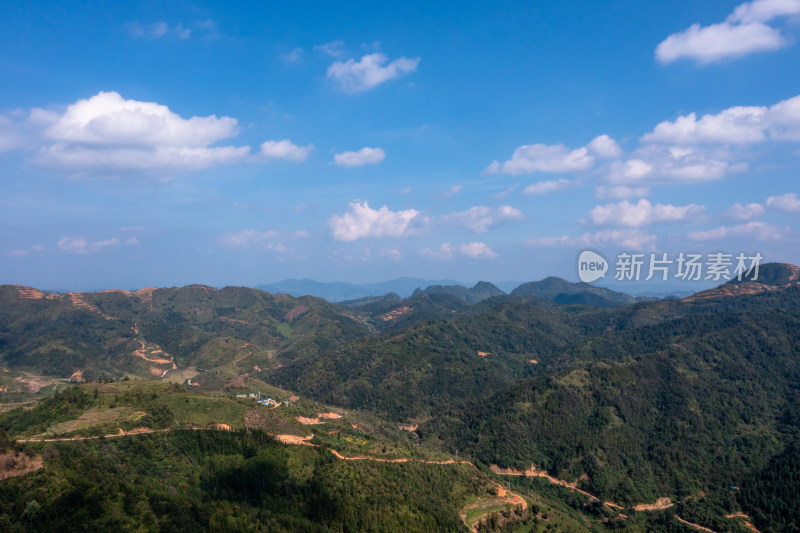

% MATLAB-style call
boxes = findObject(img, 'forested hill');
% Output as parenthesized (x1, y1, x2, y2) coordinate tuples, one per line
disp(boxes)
(267, 263, 800, 514)
(0, 284, 369, 385)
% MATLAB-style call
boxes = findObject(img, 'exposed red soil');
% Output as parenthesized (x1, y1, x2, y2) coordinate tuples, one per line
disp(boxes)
(0, 451, 43, 480)
(675, 515, 719, 533)
(379, 306, 413, 321)
(219, 317, 255, 326)
(283, 305, 310, 322)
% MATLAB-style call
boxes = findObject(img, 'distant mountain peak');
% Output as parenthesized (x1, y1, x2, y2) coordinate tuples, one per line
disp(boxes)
(685, 262, 800, 301)
(511, 277, 638, 307)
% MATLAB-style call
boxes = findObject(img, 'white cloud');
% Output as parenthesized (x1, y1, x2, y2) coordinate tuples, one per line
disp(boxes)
(460, 242, 498, 259)
(420, 243, 455, 260)
(314, 40, 346, 57)
(486, 134, 620, 176)
(586, 199, 705, 227)
(656, 21, 784, 64)
(606, 145, 745, 185)
(125, 21, 169, 39)
(655, 0, 800, 64)
(420, 242, 497, 260)
(595, 185, 651, 200)
(124, 20, 218, 40)
(327, 53, 419, 93)
(730, 0, 800, 23)
(484, 143, 593, 175)
(441, 205, 524, 233)
(640, 94, 800, 145)
(44, 91, 238, 147)
(333, 146, 385, 167)
(125, 236, 140, 246)
(30, 91, 252, 172)
(522, 178, 571, 196)
(3, 244, 45, 258)
(57, 236, 120, 254)
(688, 221, 789, 241)
(329, 201, 422, 241)
(281, 47, 304, 63)
(381, 247, 402, 260)
(766, 192, 800, 212)
(90, 238, 120, 251)
(36, 144, 250, 171)
(725, 202, 766, 219)
(261, 139, 314, 161)
(527, 229, 657, 250)
(493, 186, 516, 199)
(440, 185, 463, 198)
(587, 134, 623, 158)
(643, 107, 769, 145)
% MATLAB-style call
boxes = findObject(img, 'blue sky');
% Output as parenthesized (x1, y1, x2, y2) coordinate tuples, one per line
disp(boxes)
(2, 0, 800, 290)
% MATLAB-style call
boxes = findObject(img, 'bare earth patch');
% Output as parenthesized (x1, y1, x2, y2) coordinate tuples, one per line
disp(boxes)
(274, 434, 315, 446)
(633, 497, 673, 512)
(0, 451, 43, 480)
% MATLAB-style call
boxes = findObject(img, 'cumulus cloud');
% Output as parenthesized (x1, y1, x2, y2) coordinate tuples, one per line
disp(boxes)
(766, 192, 800, 212)
(586, 199, 705, 227)
(57, 236, 120, 254)
(655, 0, 800, 64)
(485, 135, 618, 176)
(484, 143, 593, 175)
(0, 91, 314, 174)
(522, 179, 571, 196)
(726, 202, 766, 219)
(527, 229, 657, 250)
(606, 144, 746, 185)
(329, 201, 423, 241)
(29, 91, 252, 173)
(688, 221, 789, 241)
(587, 134, 623, 158)
(260, 139, 313, 161)
(441, 205, 524, 233)
(640, 94, 800, 145)
(333, 146, 385, 167)
(420, 242, 498, 260)
(327, 53, 420, 93)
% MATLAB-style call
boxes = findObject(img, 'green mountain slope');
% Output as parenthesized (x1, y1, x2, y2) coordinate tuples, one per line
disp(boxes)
(0, 284, 370, 384)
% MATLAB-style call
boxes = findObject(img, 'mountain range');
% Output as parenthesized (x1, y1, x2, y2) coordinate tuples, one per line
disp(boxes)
(2, 264, 800, 532)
